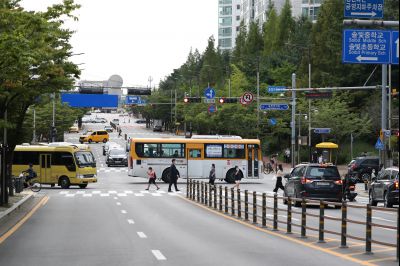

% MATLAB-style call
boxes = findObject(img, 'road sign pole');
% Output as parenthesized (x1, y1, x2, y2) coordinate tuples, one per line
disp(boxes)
(382, 64, 388, 167)
(291, 73, 296, 168)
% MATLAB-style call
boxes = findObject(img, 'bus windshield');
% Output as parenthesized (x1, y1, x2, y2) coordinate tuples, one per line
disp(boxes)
(75, 151, 96, 167)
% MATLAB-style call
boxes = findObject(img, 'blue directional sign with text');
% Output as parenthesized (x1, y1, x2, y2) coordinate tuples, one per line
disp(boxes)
(391, 31, 399, 65)
(260, 103, 289, 111)
(314, 128, 331, 134)
(343, 29, 391, 64)
(269, 118, 277, 126)
(268, 86, 286, 93)
(125, 96, 141, 104)
(204, 87, 215, 99)
(344, 0, 384, 19)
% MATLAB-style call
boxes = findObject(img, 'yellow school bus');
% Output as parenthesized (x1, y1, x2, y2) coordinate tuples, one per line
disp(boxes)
(12, 144, 97, 189)
(128, 136, 262, 183)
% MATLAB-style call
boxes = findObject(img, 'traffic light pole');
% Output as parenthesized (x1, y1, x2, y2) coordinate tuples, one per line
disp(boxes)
(382, 64, 388, 168)
(291, 74, 296, 168)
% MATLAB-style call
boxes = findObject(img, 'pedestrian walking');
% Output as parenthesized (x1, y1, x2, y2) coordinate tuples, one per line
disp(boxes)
(232, 166, 242, 190)
(118, 128, 122, 138)
(284, 148, 290, 164)
(318, 154, 323, 164)
(168, 159, 180, 192)
(273, 164, 285, 193)
(145, 167, 160, 191)
(209, 164, 216, 188)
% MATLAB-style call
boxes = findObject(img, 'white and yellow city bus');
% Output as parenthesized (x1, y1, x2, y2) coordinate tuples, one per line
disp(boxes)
(128, 136, 262, 183)
(12, 144, 97, 189)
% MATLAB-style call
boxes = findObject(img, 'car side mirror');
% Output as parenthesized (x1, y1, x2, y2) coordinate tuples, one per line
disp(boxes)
(284, 174, 291, 179)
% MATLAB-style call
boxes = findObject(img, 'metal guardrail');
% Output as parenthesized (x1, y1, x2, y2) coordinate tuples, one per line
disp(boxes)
(186, 179, 399, 260)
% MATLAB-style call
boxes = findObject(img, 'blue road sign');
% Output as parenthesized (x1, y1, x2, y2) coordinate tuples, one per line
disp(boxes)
(268, 86, 286, 93)
(343, 29, 391, 64)
(259, 103, 289, 111)
(61, 94, 118, 108)
(375, 138, 384, 150)
(314, 128, 331, 134)
(269, 118, 277, 126)
(391, 31, 399, 65)
(204, 87, 216, 99)
(208, 105, 217, 114)
(125, 96, 141, 105)
(344, 0, 384, 19)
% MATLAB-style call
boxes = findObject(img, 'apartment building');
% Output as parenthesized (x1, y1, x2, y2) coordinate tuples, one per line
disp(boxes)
(218, 0, 242, 51)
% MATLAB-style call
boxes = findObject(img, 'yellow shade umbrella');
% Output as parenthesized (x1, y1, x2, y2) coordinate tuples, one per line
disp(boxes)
(315, 142, 339, 149)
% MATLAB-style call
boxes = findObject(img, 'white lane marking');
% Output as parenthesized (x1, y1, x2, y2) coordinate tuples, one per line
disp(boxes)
(137, 232, 147, 238)
(121, 210, 127, 214)
(372, 216, 396, 223)
(65, 194, 75, 197)
(114, 197, 118, 200)
(92, 191, 101, 194)
(116, 202, 121, 206)
(124, 190, 133, 194)
(135, 193, 144, 197)
(108, 191, 117, 194)
(100, 193, 110, 197)
(76, 191, 85, 194)
(83, 194, 92, 197)
(117, 193, 127, 197)
(59, 191, 69, 194)
(152, 250, 166, 261)
(127, 219, 135, 224)
(168, 193, 179, 196)
(151, 193, 162, 197)
(156, 191, 166, 194)
(140, 191, 150, 194)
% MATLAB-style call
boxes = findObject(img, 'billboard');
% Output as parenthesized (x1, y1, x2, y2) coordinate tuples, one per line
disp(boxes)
(61, 93, 118, 108)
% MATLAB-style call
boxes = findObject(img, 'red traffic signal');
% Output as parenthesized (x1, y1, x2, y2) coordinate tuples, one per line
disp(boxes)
(183, 97, 201, 103)
(219, 98, 225, 104)
(219, 97, 238, 104)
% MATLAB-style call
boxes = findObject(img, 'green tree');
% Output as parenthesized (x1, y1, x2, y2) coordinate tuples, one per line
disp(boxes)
(263, 2, 279, 57)
(275, 0, 294, 50)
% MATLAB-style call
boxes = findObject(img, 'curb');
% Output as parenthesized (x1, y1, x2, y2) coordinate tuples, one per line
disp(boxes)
(0, 193, 34, 223)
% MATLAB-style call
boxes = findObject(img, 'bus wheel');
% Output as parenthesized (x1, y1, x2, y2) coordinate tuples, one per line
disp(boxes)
(161, 168, 171, 184)
(51, 184, 55, 188)
(59, 176, 70, 189)
(79, 184, 88, 189)
(103, 139, 108, 143)
(224, 169, 236, 184)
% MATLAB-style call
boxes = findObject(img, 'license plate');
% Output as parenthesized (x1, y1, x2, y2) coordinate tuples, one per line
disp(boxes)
(317, 182, 330, 186)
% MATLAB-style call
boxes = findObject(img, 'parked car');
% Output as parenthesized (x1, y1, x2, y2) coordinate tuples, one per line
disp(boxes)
(348, 156, 380, 182)
(103, 142, 120, 156)
(106, 148, 128, 166)
(284, 163, 343, 207)
(135, 119, 146, 124)
(68, 126, 79, 133)
(94, 117, 107, 123)
(104, 125, 114, 133)
(79, 130, 109, 144)
(369, 167, 399, 208)
(153, 125, 162, 132)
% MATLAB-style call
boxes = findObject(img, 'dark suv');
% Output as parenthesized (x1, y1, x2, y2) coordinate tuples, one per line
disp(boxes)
(369, 167, 399, 208)
(348, 156, 379, 182)
(284, 163, 343, 206)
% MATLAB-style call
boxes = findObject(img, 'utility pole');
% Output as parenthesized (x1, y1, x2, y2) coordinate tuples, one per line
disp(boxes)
(148, 76, 153, 89)
(298, 113, 301, 165)
(1, 110, 8, 205)
(382, 64, 388, 167)
(52, 92, 56, 143)
(257, 57, 260, 134)
(291, 73, 296, 168)
(33, 108, 36, 143)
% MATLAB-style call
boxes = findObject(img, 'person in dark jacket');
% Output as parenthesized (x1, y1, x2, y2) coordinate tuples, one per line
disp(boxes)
(273, 164, 285, 193)
(232, 166, 242, 190)
(209, 164, 216, 188)
(168, 159, 180, 192)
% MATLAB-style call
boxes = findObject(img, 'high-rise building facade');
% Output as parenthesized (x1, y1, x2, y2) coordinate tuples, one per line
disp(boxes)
(301, 0, 324, 21)
(218, 0, 242, 51)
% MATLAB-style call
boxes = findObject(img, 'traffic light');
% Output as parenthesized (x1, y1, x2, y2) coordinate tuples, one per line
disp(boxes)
(183, 97, 201, 103)
(127, 88, 151, 96)
(218, 97, 238, 104)
(79, 87, 104, 94)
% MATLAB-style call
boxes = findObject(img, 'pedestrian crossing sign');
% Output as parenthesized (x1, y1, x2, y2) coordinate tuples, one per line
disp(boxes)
(375, 138, 384, 150)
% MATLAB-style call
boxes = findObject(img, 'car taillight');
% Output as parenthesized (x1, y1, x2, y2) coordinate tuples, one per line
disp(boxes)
(395, 181, 399, 189)
(351, 164, 357, 170)
(301, 177, 312, 184)
(334, 180, 343, 185)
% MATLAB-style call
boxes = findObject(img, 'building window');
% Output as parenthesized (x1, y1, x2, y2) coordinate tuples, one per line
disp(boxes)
(219, 27, 232, 37)
(219, 38, 232, 48)
(219, 17, 232, 27)
(236, 15, 240, 21)
(237, 4, 241, 10)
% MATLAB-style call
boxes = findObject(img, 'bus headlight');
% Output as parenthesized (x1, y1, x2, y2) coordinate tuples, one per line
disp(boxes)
(76, 174, 85, 179)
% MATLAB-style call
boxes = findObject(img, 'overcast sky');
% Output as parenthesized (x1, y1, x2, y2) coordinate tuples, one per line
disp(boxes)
(21, 0, 218, 87)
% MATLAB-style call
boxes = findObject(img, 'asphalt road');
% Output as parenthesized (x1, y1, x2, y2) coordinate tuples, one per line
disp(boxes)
(0, 113, 397, 266)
